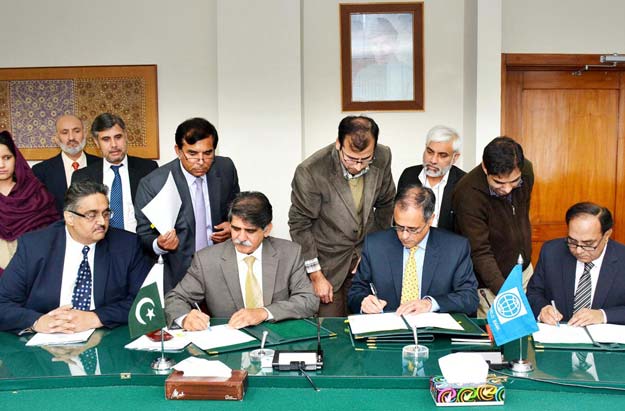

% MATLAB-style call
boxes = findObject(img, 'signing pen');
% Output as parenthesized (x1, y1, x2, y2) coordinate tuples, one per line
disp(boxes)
(369, 282, 383, 313)
(194, 302, 211, 331)
(550, 300, 560, 327)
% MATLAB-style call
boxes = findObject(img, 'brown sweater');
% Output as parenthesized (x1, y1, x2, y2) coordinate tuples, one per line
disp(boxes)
(452, 161, 534, 294)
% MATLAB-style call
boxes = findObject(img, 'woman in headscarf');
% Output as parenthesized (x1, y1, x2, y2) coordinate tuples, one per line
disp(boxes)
(0, 130, 60, 275)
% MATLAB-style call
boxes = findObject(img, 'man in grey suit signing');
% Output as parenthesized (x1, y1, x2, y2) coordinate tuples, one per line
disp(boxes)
(289, 116, 396, 316)
(165, 192, 319, 330)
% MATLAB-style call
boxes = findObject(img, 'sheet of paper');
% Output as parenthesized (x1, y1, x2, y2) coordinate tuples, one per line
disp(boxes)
(26, 328, 95, 346)
(173, 357, 232, 378)
(185, 324, 257, 351)
(532, 323, 592, 344)
(125, 329, 190, 352)
(587, 323, 625, 344)
(348, 312, 409, 335)
(403, 312, 464, 330)
(140, 172, 182, 234)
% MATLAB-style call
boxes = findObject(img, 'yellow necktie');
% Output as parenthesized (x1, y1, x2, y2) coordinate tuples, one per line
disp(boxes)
(244, 255, 262, 308)
(401, 247, 419, 304)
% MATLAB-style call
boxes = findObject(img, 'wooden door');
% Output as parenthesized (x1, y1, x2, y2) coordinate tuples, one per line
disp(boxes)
(502, 54, 625, 264)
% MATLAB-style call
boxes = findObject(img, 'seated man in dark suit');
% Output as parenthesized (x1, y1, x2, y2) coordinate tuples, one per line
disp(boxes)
(0, 181, 152, 335)
(528, 202, 625, 326)
(33, 114, 99, 213)
(397, 125, 465, 231)
(165, 191, 319, 330)
(348, 185, 478, 315)
(72, 113, 158, 232)
(134, 117, 240, 292)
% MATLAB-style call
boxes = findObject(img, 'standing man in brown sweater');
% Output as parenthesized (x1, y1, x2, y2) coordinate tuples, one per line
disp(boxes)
(452, 136, 533, 317)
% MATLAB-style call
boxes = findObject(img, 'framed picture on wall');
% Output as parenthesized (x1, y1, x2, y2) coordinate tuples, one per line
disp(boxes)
(0, 64, 159, 160)
(340, 2, 424, 111)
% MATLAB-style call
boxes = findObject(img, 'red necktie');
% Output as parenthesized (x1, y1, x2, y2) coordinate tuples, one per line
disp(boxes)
(72, 161, 79, 171)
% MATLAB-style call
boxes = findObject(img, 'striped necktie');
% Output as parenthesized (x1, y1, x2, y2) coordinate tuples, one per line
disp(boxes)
(573, 262, 594, 314)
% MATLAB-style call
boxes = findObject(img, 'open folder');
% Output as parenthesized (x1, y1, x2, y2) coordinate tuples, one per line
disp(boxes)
(347, 312, 486, 340)
(533, 323, 625, 351)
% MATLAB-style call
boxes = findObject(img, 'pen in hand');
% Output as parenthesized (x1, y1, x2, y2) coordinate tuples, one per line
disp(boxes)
(550, 300, 560, 327)
(369, 283, 384, 313)
(194, 302, 211, 331)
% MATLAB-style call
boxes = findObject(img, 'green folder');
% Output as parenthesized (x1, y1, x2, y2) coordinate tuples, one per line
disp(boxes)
(533, 339, 625, 352)
(350, 313, 486, 340)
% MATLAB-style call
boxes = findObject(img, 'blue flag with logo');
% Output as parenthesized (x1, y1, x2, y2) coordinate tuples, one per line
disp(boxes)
(487, 263, 538, 346)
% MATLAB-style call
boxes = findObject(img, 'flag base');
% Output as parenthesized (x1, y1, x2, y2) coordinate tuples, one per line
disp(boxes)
(152, 356, 176, 373)
(510, 359, 533, 373)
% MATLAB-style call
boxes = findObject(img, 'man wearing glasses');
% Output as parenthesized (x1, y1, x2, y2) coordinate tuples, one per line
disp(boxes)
(289, 115, 395, 316)
(348, 185, 478, 315)
(134, 118, 240, 292)
(452, 136, 534, 317)
(0, 181, 152, 334)
(528, 202, 625, 326)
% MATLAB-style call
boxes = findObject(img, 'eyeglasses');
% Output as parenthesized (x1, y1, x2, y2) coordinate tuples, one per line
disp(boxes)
(181, 150, 215, 163)
(68, 209, 114, 221)
(340, 148, 374, 166)
(392, 224, 427, 235)
(565, 237, 602, 251)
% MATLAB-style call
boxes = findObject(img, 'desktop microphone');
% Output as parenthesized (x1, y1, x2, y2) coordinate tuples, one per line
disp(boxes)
(316, 315, 324, 368)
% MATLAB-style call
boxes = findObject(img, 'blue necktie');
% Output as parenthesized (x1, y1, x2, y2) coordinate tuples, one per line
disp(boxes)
(80, 347, 98, 375)
(110, 165, 125, 229)
(72, 246, 92, 311)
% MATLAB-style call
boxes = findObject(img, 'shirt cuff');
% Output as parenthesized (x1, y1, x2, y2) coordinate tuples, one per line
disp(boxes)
(304, 258, 321, 274)
(263, 307, 274, 321)
(424, 296, 440, 312)
(600, 309, 607, 324)
(152, 238, 168, 255)
(175, 314, 187, 328)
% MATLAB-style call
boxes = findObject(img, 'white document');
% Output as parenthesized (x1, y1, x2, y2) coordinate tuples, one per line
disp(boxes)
(586, 324, 625, 344)
(348, 312, 409, 335)
(140, 172, 182, 234)
(26, 328, 95, 346)
(125, 329, 190, 352)
(403, 312, 464, 331)
(185, 324, 257, 351)
(173, 357, 232, 378)
(532, 323, 592, 344)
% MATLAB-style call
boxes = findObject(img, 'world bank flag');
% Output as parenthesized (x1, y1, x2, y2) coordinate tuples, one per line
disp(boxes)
(487, 263, 538, 346)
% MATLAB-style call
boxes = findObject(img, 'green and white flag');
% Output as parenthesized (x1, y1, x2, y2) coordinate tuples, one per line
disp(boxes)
(128, 259, 166, 339)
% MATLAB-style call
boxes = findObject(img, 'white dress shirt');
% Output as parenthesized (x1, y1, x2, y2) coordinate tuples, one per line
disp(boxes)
(103, 156, 136, 232)
(418, 167, 450, 228)
(61, 152, 87, 187)
(59, 228, 96, 310)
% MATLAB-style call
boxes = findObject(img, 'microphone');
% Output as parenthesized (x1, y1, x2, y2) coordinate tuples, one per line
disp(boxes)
(316, 315, 324, 367)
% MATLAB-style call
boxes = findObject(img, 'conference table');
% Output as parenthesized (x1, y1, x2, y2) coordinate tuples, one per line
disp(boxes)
(1, 318, 624, 410)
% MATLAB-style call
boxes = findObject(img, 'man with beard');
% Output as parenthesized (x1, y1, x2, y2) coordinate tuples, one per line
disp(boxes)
(33, 114, 100, 213)
(397, 125, 465, 231)
(165, 191, 318, 329)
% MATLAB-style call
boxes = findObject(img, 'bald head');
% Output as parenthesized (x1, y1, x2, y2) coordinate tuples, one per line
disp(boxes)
(54, 114, 86, 159)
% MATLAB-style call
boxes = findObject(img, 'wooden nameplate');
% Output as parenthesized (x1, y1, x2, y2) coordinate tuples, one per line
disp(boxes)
(165, 370, 248, 401)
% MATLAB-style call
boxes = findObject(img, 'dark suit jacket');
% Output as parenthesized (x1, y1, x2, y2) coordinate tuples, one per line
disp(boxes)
(134, 157, 240, 293)
(348, 227, 478, 314)
(0, 221, 152, 334)
(527, 238, 625, 324)
(396, 165, 466, 231)
(70, 155, 158, 201)
(32, 152, 100, 213)
(164, 237, 319, 325)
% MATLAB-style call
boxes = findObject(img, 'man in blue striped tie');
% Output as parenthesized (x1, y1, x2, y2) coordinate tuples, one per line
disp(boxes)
(527, 202, 625, 326)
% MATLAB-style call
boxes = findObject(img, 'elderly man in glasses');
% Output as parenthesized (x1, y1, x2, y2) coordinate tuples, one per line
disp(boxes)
(289, 115, 396, 316)
(0, 180, 152, 334)
(348, 185, 478, 315)
(528, 202, 625, 326)
(134, 118, 240, 293)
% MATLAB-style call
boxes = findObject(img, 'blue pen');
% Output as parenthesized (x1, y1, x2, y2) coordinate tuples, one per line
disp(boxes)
(194, 302, 211, 331)
(369, 283, 384, 313)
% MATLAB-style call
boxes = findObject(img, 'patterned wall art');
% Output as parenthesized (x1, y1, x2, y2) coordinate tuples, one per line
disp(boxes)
(0, 65, 159, 160)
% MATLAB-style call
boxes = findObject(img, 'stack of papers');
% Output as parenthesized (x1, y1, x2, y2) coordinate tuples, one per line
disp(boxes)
(533, 323, 625, 344)
(185, 325, 257, 351)
(26, 329, 95, 346)
(347, 312, 463, 335)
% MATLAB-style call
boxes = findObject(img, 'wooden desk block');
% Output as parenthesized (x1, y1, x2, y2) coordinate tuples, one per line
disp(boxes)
(165, 370, 248, 401)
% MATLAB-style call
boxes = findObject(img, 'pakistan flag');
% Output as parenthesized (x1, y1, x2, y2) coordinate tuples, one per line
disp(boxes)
(128, 261, 166, 339)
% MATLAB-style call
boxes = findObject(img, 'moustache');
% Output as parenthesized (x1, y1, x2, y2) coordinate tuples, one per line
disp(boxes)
(233, 239, 253, 247)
